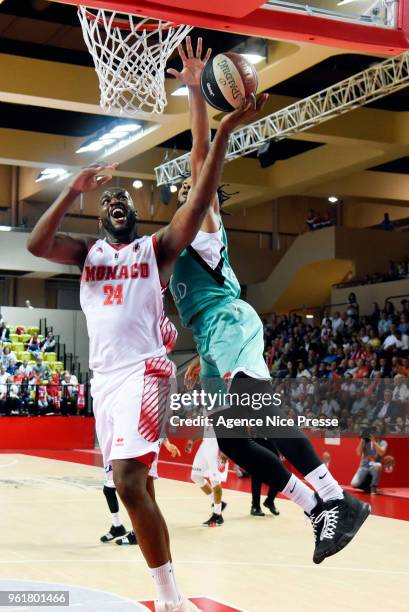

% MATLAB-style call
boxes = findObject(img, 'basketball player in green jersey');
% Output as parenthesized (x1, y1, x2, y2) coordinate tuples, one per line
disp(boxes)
(168, 37, 370, 565)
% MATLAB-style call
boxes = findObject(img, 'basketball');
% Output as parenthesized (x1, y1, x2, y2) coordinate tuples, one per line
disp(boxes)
(200, 52, 258, 112)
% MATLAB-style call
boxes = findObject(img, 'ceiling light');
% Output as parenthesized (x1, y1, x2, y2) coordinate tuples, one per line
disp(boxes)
(170, 185, 178, 193)
(36, 168, 71, 182)
(306, 314, 314, 319)
(328, 196, 339, 204)
(171, 86, 189, 97)
(76, 121, 143, 155)
(76, 141, 106, 154)
(242, 53, 265, 65)
(110, 123, 141, 134)
(133, 180, 143, 189)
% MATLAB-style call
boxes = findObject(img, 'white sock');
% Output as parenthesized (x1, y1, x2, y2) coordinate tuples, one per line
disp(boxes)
(305, 464, 344, 502)
(151, 561, 179, 604)
(111, 513, 121, 527)
(214, 503, 222, 515)
(282, 474, 317, 515)
(170, 562, 181, 601)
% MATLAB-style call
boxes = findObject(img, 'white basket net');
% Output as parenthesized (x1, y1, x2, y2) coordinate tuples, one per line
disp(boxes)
(78, 7, 192, 116)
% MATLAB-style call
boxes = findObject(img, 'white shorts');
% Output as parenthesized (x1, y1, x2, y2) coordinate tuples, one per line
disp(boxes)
(92, 357, 175, 479)
(191, 437, 229, 485)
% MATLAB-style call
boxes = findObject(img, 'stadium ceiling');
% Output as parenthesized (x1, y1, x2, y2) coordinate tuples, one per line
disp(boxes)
(1, 0, 409, 210)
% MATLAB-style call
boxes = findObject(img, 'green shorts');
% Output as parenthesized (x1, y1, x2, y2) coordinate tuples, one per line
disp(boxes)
(191, 298, 270, 381)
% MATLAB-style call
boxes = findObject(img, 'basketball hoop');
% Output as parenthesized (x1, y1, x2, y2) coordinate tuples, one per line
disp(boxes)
(78, 6, 192, 116)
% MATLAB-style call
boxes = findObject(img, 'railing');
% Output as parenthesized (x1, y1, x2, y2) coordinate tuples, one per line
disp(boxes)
(287, 301, 352, 319)
(384, 294, 409, 308)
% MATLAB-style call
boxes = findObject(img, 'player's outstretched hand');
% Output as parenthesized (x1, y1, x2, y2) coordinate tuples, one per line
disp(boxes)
(69, 163, 118, 195)
(220, 93, 269, 133)
(184, 357, 201, 390)
(164, 439, 181, 458)
(167, 36, 211, 88)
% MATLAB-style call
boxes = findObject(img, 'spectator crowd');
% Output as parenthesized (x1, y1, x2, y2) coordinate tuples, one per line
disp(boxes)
(0, 321, 85, 416)
(263, 293, 409, 436)
(306, 209, 335, 232)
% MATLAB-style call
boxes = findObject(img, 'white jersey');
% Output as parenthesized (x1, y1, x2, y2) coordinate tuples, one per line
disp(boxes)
(80, 235, 166, 374)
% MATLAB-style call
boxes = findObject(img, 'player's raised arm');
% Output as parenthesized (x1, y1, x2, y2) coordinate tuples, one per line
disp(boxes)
(155, 93, 268, 281)
(27, 165, 116, 267)
(167, 36, 212, 184)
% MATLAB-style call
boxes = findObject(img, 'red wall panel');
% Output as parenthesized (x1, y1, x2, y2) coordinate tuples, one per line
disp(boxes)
(0, 417, 95, 450)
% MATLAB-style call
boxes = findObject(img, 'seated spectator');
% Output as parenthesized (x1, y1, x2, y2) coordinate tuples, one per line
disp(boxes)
(0, 322, 10, 342)
(6, 358, 18, 377)
(26, 332, 41, 357)
(351, 429, 387, 494)
(331, 311, 344, 336)
(399, 357, 409, 377)
(41, 331, 56, 353)
(19, 359, 32, 378)
(375, 389, 404, 422)
(306, 209, 319, 231)
(353, 358, 369, 379)
(400, 329, 409, 351)
(392, 375, 409, 402)
(61, 371, 78, 416)
(379, 212, 394, 231)
(53, 364, 63, 384)
(0, 365, 7, 385)
(383, 324, 402, 351)
(0, 377, 7, 414)
(318, 210, 335, 229)
(6, 376, 21, 415)
(32, 356, 49, 379)
(378, 311, 391, 339)
(46, 375, 61, 411)
(367, 328, 381, 349)
(393, 416, 409, 433)
(1, 346, 16, 369)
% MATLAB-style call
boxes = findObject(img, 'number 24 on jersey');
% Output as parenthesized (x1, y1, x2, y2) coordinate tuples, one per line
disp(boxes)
(103, 284, 123, 305)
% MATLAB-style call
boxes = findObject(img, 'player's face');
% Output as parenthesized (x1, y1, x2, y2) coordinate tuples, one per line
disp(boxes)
(99, 189, 137, 237)
(177, 177, 192, 207)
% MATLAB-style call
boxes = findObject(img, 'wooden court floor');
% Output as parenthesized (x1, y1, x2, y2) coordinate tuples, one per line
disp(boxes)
(1, 454, 408, 612)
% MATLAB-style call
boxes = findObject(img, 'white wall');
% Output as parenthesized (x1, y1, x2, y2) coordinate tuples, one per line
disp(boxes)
(331, 279, 409, 316)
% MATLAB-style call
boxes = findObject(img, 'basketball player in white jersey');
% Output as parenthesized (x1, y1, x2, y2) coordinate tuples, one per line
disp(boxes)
(27, 93, 266, 612)
(184, 357, 228, 527)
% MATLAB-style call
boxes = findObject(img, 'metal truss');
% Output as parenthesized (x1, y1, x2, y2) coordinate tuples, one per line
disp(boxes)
(155, 50, 409, 185)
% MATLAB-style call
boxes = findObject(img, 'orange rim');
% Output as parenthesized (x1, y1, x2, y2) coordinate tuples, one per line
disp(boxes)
(83, 8, 177, 31)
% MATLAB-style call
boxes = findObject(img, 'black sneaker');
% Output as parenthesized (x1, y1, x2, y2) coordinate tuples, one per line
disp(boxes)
(115, 530, 138, 545)
(307, 492, 371, 564)
(203, 513, 224, 527)
(212, 501, 228, 512)
(100, 524, 126, 543)
(263, 499, 280, 516)
(251, 506, 265, 516)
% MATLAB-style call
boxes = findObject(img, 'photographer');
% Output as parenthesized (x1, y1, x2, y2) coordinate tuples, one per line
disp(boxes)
(351, 428, 387, 495)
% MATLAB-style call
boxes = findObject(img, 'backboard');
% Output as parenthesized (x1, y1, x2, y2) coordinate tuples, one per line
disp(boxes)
(54, 0, 409, 54)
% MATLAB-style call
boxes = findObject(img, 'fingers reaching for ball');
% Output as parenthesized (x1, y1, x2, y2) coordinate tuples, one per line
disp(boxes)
(166, 36, 212, 88)
(220, 93, 269, 131)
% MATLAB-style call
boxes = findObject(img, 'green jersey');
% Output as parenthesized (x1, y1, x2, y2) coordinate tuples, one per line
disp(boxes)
(170, 223, 241, 327)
